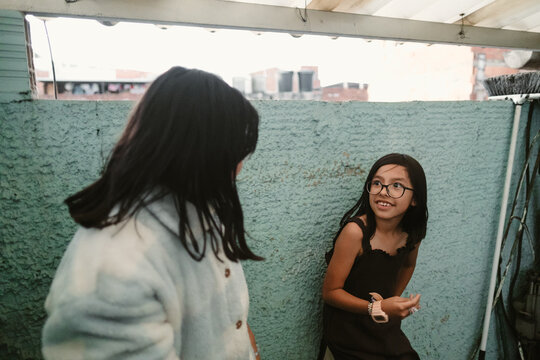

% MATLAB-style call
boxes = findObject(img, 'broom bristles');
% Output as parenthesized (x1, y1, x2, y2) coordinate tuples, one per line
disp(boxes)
(483, 71, 540, 96)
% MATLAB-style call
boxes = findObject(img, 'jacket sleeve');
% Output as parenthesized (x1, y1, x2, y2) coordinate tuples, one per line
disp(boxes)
(42, 260, 180, 360)
(43, 277, 178, 360)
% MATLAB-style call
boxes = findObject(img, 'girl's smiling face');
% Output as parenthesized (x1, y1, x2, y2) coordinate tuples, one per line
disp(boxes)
(368, 164, 416, 221)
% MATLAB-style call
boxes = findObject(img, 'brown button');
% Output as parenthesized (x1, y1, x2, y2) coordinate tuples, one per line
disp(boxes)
(225, 268, 231, 277)
(236, 320, 242, 329)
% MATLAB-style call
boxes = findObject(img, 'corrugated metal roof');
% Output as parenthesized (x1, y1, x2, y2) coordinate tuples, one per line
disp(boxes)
(225, 0, 540, 50)
(2, 0, 540, 50)
(231, 0, 540, 33)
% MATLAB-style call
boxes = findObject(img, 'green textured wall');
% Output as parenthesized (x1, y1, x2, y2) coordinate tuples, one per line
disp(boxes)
(239, 101, 538, 359)
(1, 98, 538, 359)
(1, 7, 538, 360)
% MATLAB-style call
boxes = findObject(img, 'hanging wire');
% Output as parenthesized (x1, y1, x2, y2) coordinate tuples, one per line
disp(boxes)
(458, 13, 467, 39)
(43, 20, 58, 99)
(469, 102, 540, 360)
(509, 217, 536, 261)
(493, 108, 540, 359)
(494, 140, 540, 359)
(296, 0, 308, 22)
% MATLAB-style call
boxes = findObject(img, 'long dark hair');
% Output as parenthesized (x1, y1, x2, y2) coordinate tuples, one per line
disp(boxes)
(340, 153, 428, 247)
(65, 66, 262, 262)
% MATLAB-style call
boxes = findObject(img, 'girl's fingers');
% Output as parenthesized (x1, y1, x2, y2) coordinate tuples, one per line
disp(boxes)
(398, 294, 420, 302)
(405, 294, 421, 307)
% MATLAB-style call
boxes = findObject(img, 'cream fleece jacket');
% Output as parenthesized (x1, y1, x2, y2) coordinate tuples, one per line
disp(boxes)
(42, 197, 255, 360)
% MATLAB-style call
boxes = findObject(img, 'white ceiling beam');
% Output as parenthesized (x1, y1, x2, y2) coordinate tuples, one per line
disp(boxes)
(503, 11, 540, 32)
(335, 0, 395, 15)
(529, 25, 540, 33)
(411, 0, 496, 23)
(225, 0, 307, 7)
(307, 0, 340, 11)
(443, 0, 496, 24)
(375, 0, 432, 19)
(1, 0, 540, 50)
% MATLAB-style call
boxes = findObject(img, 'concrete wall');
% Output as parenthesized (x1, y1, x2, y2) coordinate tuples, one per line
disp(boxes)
(1, 98, 538, 359)
(239, 100, 538, 359)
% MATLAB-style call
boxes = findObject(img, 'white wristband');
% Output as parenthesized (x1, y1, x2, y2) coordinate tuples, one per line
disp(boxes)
(371, 300, 389, 323)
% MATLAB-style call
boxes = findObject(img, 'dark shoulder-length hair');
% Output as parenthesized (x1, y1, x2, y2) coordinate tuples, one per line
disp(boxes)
(339, 153, 428, 247)
(65, 66, 262, 262)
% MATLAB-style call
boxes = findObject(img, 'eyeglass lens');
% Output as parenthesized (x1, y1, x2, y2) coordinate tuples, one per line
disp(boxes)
(367, 181, 405, 198)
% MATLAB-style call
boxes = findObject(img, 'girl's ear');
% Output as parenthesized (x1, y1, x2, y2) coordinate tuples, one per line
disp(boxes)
(411, 198, 417, 206)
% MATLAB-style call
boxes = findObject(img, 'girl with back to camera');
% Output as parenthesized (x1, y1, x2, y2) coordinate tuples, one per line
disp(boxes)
(42, 67, 262, 360)
(321, 153, 428, 360)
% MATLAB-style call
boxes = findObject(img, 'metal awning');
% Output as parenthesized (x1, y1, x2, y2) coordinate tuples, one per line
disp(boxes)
(1, 0, 540, 50)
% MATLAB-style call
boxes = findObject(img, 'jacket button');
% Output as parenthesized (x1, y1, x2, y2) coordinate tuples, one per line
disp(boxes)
(225, 268, 231, 277)
(236, 320, 242, 329)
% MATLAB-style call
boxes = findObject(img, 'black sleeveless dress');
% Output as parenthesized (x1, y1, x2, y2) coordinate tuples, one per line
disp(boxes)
(322, 218, 420, 360)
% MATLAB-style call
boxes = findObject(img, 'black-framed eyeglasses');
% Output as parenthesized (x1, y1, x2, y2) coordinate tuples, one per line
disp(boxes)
(366, 180, 414, 199)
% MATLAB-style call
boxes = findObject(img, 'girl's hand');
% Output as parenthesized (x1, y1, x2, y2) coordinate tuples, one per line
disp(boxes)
(379, 294, 421, 319)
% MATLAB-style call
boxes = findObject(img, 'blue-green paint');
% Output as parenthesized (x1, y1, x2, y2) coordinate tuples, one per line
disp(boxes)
(1, 98, 538, 359)
(1, 7, 538, 359)
(0, 10, 33, 103)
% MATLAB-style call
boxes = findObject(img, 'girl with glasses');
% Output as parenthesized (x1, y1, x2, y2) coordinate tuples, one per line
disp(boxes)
(320, 153, 428, 360)
(42, 67, 262, 360)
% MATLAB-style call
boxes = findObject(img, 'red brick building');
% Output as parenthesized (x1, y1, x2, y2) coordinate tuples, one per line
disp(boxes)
(470, 47, 519, 100)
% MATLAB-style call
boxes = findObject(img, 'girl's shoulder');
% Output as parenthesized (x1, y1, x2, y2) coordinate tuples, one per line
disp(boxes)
(344, 215, 367, 233)
(337, 216, 368, 249)
(326, 216, 366, 264)
(336, 215, 368, 250)
(340, 221, 364, 238)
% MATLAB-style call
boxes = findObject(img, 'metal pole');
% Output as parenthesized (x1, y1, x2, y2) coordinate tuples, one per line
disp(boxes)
(478, 104, 522, 359)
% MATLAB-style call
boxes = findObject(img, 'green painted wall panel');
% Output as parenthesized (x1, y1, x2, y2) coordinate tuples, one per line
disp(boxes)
(0, 22, 24, 32)
(0, 76, 29, 95)
(0, 58, 29, 71)
(1, 99, 538, 359)
(0, 50, 27, 59)
(0, 43, 26, 52)
(0, 31, 27, 45)
(0, 10, 32, 103)
(0, 70, 29, 77)
(0, 11, 26, 21)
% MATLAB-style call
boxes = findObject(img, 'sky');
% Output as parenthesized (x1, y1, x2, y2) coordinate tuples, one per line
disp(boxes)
(26, 15, 475, 101)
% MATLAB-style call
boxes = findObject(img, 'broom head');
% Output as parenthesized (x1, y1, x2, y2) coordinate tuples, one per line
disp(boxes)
(483, 71, 540, 96)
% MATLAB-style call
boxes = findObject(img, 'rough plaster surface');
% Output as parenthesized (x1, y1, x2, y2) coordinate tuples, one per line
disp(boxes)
(0, 101, 132, 358)
(0, 99, 537, 359)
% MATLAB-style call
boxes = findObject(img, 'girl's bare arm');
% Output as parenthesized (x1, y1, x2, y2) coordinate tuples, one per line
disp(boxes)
(322, 222, 369, 314)
(248, 324, 260, 360)
(394, 243, 420, 296)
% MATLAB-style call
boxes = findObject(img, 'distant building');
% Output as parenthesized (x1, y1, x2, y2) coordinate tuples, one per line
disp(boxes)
(322, 82, 369, 102)
(35, 68, 155, 100)
(249, 67, 280, 95)
(470, 47, 518, 100)
(232, 76, 247, 94)
(238, 65, 368, 101)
